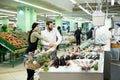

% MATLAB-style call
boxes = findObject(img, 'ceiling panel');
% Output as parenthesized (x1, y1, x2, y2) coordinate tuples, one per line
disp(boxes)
(40, 0, 74, 12)
(76, 0, 96, 3)
(0, 0, 120, 21)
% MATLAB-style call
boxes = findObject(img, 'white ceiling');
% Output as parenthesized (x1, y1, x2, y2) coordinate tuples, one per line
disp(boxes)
(0, 0, 120, 21)
(41, 0, 74, 12)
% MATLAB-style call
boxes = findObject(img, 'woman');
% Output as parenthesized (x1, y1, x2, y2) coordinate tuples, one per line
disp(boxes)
(26, 22, 49, 80)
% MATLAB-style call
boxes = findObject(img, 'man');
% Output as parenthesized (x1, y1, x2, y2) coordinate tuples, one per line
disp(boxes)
(112, 23, 120, 42)
(41, 21, 62, 59)
(86, 27, 94, 40)
(74, 27, 82, 45)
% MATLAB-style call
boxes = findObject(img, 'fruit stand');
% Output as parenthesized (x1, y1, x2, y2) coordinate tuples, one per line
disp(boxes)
(0, 32, 28, 67)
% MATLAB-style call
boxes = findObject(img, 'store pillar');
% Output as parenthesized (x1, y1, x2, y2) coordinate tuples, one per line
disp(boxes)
(30, 8, 37, 27)
(2, 17, 9, 32)
(70, 19, 74, 32)
(78, 22, 82, 28)
(17, 7, 36, 32)
(55, 16, 62, 28)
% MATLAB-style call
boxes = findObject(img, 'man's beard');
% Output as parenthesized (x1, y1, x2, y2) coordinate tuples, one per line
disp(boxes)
(48, 27, 53, 31)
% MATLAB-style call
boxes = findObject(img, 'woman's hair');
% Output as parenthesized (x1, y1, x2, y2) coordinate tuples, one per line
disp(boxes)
(57, 26, 61, 30)
(28, 23, 39, 43)
(109, 27, 113, 31)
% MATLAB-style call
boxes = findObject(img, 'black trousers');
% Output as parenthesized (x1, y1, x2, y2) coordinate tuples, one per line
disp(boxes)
(27, 69, 35, 80)
(76, 37, 81, 45)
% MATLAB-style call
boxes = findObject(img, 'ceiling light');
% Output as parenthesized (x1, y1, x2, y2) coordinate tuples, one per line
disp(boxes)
(38, 14, 59, 17)
(111, 0, 115, 6)
(112, 15, 114, 17)
(86, 2, 94, 12)
(14, 0, 62, 15)
(0, 13, 16, 16)
(0, 16, 8, 17)
(70, 0, 91, 15)
(70, 0, 77, 4)
(78, 5, 92, 15)
(0, 9, 16, 14)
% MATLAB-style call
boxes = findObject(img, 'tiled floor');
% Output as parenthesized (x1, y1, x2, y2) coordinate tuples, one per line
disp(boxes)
(0, 62, 27, 80)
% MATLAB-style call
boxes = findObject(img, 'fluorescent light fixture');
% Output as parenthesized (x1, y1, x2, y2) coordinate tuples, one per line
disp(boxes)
(70, 0, 77, 4)
(14, 0, 62, 15)
(0, 9, 16, 14)
(108, 13, 118, 15)
(9, 21, 15, 24)
(0, 13, 16, 16)
(86, 2, 94, 12)
(78, 5, 92, 15)
(111, 0, 115, 6)
(112, 15, 114, 17)
(0, 16, 8, 18)
(62, 17, 70, 21)
(39, 14, 59, 17)
(70, 0, 91, 15)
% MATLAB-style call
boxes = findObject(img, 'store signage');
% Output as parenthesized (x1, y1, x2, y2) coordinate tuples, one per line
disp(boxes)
(92, 10, 105, 26)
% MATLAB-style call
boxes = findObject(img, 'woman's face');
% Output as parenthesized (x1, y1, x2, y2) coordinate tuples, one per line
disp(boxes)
(34, 25, 39, 31)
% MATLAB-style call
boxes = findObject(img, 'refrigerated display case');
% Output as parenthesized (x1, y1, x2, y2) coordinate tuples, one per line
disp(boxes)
(34, 40, 111, 80)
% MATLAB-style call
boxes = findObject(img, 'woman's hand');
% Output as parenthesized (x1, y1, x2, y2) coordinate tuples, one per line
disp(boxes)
(49, 43, 57, 47)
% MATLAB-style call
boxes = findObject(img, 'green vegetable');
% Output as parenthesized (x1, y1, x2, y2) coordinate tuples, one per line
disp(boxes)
(44, 63, 48, 67)
(35, 54, 49, 64)
(94, 64, 98, 71)
(43, 66, 49, 72)
(43, 63, 49, 71)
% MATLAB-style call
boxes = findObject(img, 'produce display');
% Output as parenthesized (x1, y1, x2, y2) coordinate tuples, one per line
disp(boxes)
(0, 32, 28, 48)
(31, 42, 103, 72)
(34, 40, 104, 80)
(49, 47, 100, 71)
(25, 52, 50, 70)
(24, 47, 56, 70)
(0, 32, 28, 67)
(12, 32, 28, 45)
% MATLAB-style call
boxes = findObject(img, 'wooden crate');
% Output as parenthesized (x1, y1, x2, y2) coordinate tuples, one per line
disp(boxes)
(111, 44, 120, 48)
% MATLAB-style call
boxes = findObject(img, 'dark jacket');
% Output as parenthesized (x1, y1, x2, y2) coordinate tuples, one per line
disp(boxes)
(74, 29, 82, 38)
(86, 28, 94, 39)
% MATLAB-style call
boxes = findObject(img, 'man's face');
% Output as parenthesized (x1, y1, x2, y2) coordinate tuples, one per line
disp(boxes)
(114, 26, 119, 29)
(48, 23, 53, 31)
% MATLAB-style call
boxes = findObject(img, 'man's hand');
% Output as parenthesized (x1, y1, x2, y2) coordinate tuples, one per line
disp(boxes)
(49, 43, 57, 47)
